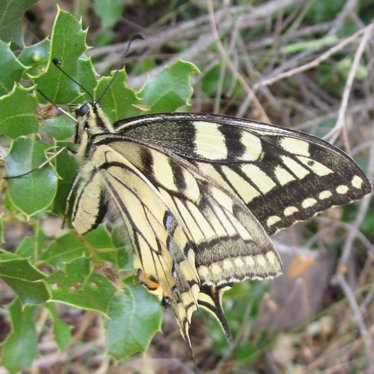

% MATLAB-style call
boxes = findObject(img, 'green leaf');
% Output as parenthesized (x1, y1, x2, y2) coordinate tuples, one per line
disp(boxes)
(337, 57, 368, 80)
(15, 229, 46, 261)
(44, 304, 72, 349)
(93, 0, 127, 29)
(42, 231, 85, 267)
(52, 147, 79, 215)
(0, 0, 39, 48)
(16, 236, 37, 259)
(0, 256, 49, 304)
(19, 39, 50, 76)
(34, 7, 88, 104)
(280, 35, 338, 54)
(84, 225, 119, 263)
(46, 258, 117, 314)
(306, 0, 345, 23)
(41, 115, 76, 140)
(0, 85, 38, 138)
(96, 70, 142, 123)
(77, 57, 98, 97)
(202, 64, 232, 97)
(106, 278, 162, 358)
(1, 299, 38, 374)
(5, 138, 58, 216)
(139, 60, 199, 113)
(0, 40, 26, 96)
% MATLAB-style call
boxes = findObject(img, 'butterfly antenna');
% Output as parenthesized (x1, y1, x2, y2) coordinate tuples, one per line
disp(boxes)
(96, 33, 145, 103)
(52, 58, 94, 101)
(36, 88, 76, 121)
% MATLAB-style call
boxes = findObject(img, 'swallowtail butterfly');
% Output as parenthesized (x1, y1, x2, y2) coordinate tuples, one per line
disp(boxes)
(69, 95, 371, 347)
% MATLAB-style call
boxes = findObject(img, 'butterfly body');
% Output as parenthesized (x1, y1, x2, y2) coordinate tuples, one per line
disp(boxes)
(70, 102, 371, 345)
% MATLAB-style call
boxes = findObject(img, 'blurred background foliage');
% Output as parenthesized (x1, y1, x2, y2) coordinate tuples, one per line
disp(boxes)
(0, 0, 373, 373)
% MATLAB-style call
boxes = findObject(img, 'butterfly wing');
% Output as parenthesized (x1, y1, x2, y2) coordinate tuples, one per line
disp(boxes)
(71, 144, 201, 346)
(71, 134, 282, 343)
(115, 113, 372, 235)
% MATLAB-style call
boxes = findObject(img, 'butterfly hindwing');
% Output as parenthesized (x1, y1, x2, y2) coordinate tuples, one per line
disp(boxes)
(72, 133, 283, 342)
(95, 136, 282, 276)
(72, 142, 201, 346)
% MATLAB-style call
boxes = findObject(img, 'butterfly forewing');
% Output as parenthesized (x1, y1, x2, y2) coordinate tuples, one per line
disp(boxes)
(116, 113, 371, 235)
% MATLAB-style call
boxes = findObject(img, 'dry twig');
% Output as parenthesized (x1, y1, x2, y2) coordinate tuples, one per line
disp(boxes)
(252, 23, 373, 91)
(207, 0, 269, 122)
(325, 23, 374, 146)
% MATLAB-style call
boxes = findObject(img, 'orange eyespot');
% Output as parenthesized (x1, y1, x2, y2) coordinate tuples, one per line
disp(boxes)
(137, 270, 160, 291)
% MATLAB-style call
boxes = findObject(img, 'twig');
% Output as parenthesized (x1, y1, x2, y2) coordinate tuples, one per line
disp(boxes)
(31, 337, 105, 368)
(325, 23, 374, 145)
(328, 127, 374, 373)
(307, 217, 374, 257)
(252, 24, 373, 91)
(248, 21, 333, 50)
(296, 97, 374, 131)
(338, 133, 374, 269)
(207, 0, 269, 122)
(334, 273, 374, 373)
(328, 0, 358, 36)
(236, 35, 282, 118)
(123, 358, 194, 374)
(125, 0, 302, 88)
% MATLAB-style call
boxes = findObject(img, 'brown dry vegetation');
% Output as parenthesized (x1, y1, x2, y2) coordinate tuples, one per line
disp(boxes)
(1, 1, 374, 373)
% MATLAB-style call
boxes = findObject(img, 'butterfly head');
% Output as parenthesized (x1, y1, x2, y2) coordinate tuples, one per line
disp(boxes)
(75, 101, 113, 138)
(75, 101, 114, 159)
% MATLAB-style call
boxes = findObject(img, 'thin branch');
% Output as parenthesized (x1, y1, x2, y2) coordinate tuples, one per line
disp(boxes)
(296, 97, 374, 131)
(207, 0, 269, 122)
(328, 0, 358, 36)
(325, 23, 374, 145)
(252, 24, 373, 91)
(334, 273, 374, 372)
(125, 0, 303, 88)
(338, 132, 374, 269)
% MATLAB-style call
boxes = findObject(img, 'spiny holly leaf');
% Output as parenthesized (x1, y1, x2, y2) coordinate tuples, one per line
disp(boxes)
(43, 304, 72, 349)
(46, 258, 117, 315)
(41, 231, 85, 267)
(0, 0, 39, 47)
(52, 147, 79, 215)
(0, 254, 49, 304)
(106, 277, 162, 359)
(19, 39, 51, 76)
(5, 138, 58, 216)
(0, 85, 38, 138)
(1, 299, 38, 373)
(0, 40, 26, 96)
(139, 59, 199, 113)
(96, 70, 142, 123)
(34, 7, 89, 104)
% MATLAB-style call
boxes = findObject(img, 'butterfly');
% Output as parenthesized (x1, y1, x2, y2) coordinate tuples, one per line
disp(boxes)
(67, 96, 371, 348)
